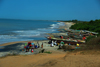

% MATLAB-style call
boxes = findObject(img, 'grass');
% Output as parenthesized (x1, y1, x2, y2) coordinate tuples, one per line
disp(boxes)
(80, 51, 85, 54)
(7, 53, 18, 56)
(0, 53, 18, 59)
(44, 51, 52, 54)
(39, 51, 52, 54)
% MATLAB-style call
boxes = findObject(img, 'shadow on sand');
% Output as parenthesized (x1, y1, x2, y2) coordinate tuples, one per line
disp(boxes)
(0, 43, 25, 52)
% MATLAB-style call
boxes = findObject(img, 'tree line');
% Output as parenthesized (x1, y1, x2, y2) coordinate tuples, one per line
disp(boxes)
(70, 19, 100, 34)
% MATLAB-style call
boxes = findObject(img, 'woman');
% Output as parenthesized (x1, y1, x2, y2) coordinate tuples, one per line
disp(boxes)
(51, 41, 54, 47)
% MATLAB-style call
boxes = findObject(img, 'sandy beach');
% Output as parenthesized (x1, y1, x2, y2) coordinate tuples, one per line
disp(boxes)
(58, 22, 75, 29)
(0, 49, 100, 67)
(0, 22, 100, 67)
(0, 22, 72, 47)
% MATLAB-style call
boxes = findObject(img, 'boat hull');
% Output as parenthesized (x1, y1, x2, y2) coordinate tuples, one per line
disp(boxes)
(47, 37, 85, 45)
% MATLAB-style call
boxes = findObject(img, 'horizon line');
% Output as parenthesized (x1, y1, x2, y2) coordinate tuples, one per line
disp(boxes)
(0, 18, 96, 22)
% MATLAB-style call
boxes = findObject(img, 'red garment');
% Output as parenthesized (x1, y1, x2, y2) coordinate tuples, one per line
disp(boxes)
(29, 44, 32, 47)
(31, 49, 34, 52)
(28, 42, 32, 46)
(61, 36, 63, 39)
(24, 46, 26, 48)
(28, 42, 31, 44)
(49, 37, 51, 39)
(83, 37, 86, 40)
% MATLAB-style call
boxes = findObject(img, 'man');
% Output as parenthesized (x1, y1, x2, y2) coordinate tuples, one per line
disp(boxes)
(59, 41, 64, 49)
(37, 41, 40, 48)
(54, 41, 57, 46)
(41, 42, 43, 48)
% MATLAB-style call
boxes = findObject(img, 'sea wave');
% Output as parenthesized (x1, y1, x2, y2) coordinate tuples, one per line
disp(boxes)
(50, 22, 65, 29)
(0, 22, 64, 45)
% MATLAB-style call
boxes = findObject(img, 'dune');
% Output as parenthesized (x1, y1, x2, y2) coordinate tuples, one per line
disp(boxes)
(0, 51, 100, 67)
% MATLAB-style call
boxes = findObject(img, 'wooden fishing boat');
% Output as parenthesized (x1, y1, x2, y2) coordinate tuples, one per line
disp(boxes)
(46, 37, 85, 45)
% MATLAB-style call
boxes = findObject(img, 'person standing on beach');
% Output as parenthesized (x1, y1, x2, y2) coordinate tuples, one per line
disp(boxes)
(60, 41, 64, 49)
(41, 42, 43, 48)
(24, 43, 27, 49)
(26, 45, 29, 52)
(37, 41, 40, 48)
(60, 35, 63, 39)
(51, 41, 54, 47)
(24, 43, 28, 52)
(28, 42, 32, 51)
(54, 41, 57, 46)
(26, 42, 31, 52)
(31, 43, 35, 52)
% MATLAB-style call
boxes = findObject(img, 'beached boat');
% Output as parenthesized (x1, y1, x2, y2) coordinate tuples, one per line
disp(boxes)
(46, 37, 85, 45)
(46, 29, 98, 45)
(59, 29, 98, 36)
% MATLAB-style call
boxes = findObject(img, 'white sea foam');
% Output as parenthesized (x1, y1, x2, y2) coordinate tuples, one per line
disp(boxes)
(0, 22, 64, 45)
(49, 22, 65, 29)
(0, 35, 17, 39)
(0, 38, 34, 45)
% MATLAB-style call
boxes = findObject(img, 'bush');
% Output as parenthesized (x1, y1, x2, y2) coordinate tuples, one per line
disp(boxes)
(86, 36, 96, 42)
(44, 51, 52, 54)
(73, 36, 100, 52)
(70, 19, 100, 34)
(77, 36, 100, 50)
(86, 36, 100, 49)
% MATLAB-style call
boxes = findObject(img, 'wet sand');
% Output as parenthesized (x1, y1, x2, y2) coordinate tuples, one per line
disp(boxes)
(0, 40, 55, 57)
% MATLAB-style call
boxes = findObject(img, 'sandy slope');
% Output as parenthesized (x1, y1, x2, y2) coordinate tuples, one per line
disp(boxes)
(0, 52, 100, 67)
(0, 39, 100, 67)
(1, 40, 99, 67)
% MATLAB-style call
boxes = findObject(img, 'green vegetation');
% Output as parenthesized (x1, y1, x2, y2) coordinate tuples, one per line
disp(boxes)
(73, 36, 100, 53)
(7, 53, 18, 56)
(61, 19, 87, 23)
(44, 51, 52, 54)
(86, 36, 100, 50)
(70, 19, 100, 34)
(68, 19, 100, 53)
(86, 36, 96, 42)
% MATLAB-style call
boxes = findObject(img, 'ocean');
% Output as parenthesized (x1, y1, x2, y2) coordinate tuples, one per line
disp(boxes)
(0, 19, 65, 45)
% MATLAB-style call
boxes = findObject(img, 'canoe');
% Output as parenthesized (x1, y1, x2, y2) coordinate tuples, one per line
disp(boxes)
(46, 37, 85, 45)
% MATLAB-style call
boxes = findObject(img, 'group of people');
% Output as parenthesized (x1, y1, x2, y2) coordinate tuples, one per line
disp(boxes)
(50, 40, 66, 49)
(50, 40, 80, 49)
(24, 41, 43, 52)
(50, 41, 58, 47)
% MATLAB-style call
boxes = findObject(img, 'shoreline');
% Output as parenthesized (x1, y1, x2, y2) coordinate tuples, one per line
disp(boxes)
(0, 21, 74, 47)
(0, 21, 62, 45)
(0, 40, 50, 57)
(0, 39, 48, 47)
(1, 22, 100, 67)
(0, 22, 74, 57)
